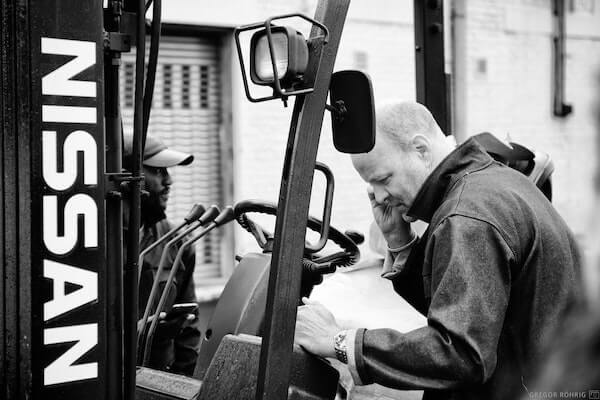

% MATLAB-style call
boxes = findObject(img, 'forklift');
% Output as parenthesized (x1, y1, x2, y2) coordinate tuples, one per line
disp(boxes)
(1, 0, 553, 399)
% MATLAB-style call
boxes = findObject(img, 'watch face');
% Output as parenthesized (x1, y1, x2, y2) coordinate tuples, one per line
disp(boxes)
(335, 331, 347, 350)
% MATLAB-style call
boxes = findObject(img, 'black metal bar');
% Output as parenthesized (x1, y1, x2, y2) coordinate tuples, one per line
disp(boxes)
(0, 0, 5, 391)
(104, 1, 125, 399)
(6, 1, 35, 397)
(255, 1, 350, 399)
(414, 0, 450, 134)
(124, 0, 146, 398)
(141, 0, 161, 150)
(1, 2, 20, 397)
(552, 0, 572, 117)
(16, 4, 33, 392)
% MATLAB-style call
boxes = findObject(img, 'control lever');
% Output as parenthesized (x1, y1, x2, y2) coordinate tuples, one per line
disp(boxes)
(302, 259, 336, 275)
(141, 206, 236, 366)
(136, 205, 220, 362)
(300, 259, 336, 294)
(138, 203, 206, 282)
(344, 230, 364, 245)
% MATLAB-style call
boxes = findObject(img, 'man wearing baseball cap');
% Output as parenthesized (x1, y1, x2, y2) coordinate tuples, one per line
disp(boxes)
(125, 134, 194, 169)
(123, 134, 201, 376)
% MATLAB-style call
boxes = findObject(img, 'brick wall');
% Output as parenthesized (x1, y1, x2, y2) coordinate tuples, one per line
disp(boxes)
(454, 0, 600, 239)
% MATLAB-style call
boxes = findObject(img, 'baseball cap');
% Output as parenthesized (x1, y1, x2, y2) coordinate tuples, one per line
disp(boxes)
(123, 134, 194, 169)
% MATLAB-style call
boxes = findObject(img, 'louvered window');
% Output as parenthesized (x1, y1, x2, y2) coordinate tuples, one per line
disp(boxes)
(162, 64, 173, 108)
(124, 62, 135, 108)
(120, 36, 226, 284)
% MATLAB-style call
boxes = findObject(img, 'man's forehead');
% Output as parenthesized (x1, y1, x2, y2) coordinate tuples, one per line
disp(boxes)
(353, 150, 388, 179)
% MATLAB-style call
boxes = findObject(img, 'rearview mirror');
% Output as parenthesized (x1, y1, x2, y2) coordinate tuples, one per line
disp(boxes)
(329, 70, 375, 154)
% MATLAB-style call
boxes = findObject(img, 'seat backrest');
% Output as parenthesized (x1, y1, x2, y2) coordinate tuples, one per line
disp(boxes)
(193, 253, 271, 379)
(472, 132, 553, 201)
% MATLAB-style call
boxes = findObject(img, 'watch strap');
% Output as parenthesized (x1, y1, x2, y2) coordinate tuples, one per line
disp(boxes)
(334, 330, 348, 364)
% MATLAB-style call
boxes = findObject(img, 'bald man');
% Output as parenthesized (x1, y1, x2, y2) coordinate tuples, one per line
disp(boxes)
(295, 102, 581, 399)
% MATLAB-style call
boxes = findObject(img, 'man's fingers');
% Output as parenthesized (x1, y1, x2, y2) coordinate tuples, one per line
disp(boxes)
(144, 311, 166, 323)
(301, 296, 319, 306)
(367, 187, 378, 206)
(367, 186, 380, 204)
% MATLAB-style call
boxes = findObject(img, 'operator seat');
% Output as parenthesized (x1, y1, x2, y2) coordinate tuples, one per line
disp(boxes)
(473, 132, 554, 201)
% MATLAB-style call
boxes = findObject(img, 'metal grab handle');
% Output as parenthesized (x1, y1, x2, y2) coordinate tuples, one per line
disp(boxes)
(305, 162, 334, 254)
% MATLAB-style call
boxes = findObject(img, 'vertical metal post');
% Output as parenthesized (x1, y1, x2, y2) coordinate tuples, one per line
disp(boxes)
(104, 1, 125, 399)
(414, 0, 451, 134)
(552, 0, 572, 117)
(0, 0, 5, 390)
(2, 0, 36, 397)
(1, 2, 22, 397)
(123, 0, 146, 398)
(255, 1, 350, 399)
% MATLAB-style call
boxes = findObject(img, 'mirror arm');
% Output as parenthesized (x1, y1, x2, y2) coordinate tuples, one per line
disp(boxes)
(324, 100, 347, 122)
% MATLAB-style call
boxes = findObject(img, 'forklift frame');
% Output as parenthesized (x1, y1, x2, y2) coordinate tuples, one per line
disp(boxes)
(0, 0, 450, 398)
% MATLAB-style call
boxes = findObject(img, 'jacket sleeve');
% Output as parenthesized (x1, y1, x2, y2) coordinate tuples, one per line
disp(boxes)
(388, 237, 429, 316)
(170, 245, 202, 376)
(353, 216, 515, 390)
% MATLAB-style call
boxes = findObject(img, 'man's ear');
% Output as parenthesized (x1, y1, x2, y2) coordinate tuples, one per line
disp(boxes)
(411, 134, 431, 160)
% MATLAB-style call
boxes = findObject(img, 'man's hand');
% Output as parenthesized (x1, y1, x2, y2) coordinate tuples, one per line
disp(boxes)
(368, 187, 412, 248)
(137, 312, 167, 334)
(294, 297, 340, 359)
(137, 311, 196, 340)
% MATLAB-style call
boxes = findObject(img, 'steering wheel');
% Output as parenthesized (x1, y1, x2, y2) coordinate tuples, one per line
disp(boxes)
(234, 199, 360, 269)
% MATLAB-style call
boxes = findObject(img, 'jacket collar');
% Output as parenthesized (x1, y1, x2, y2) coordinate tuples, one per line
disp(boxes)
(407, 137, 494, 223)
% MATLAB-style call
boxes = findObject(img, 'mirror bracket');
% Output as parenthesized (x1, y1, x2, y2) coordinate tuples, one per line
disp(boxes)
(324, 100, 347, 123)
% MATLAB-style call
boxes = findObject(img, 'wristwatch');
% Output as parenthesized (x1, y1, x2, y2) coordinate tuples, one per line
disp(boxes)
(334, 330, 348, 364)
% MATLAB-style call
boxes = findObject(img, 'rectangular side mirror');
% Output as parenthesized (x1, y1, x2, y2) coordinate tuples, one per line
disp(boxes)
(329, 70, 375, 154)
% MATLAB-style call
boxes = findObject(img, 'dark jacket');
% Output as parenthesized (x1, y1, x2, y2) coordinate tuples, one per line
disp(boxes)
(353, 138, 582, 399)
(138, 219, 202, 376)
